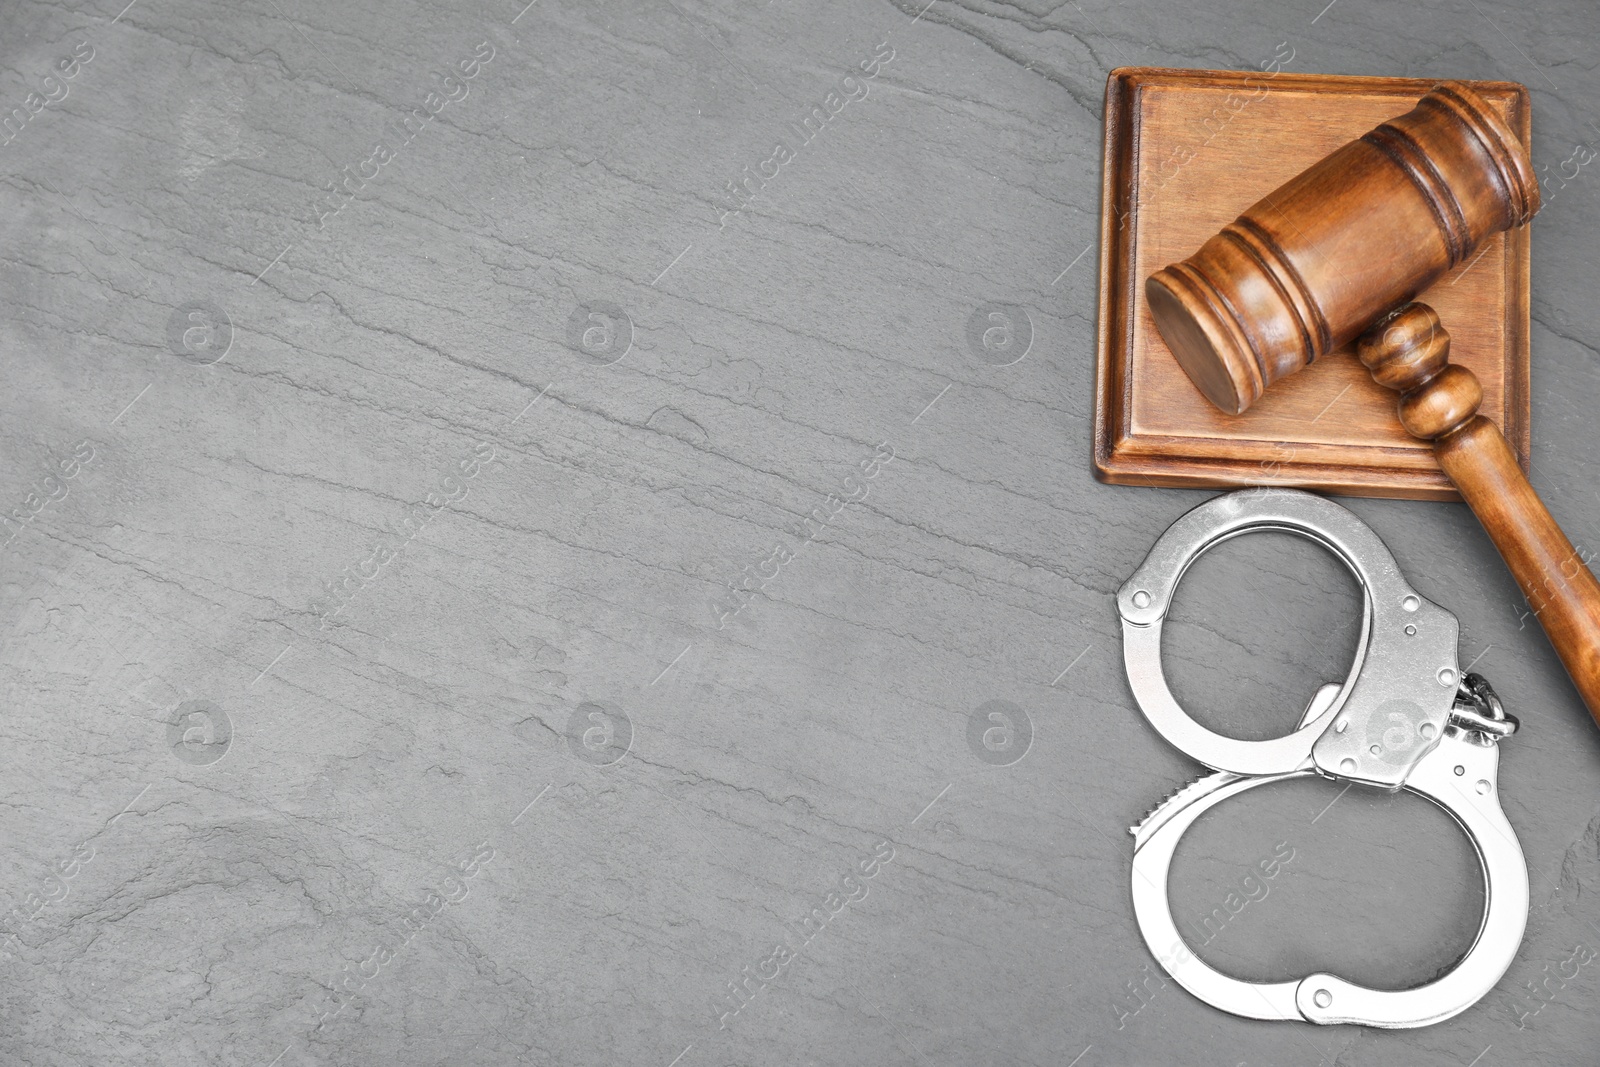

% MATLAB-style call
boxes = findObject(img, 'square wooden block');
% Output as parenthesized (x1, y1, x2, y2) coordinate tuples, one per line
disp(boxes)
(1093, 68, 1532, 500)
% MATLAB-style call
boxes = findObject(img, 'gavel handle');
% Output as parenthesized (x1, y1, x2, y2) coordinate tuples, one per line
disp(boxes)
(1441, 418, 1600, 714)
(1359, 303, 1600, 730)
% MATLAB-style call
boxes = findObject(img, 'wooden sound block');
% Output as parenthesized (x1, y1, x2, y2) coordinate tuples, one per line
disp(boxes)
(1093, 67, 1532, 500)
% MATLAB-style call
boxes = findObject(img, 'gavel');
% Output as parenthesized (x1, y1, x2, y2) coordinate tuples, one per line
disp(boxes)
(1146, 80, 1600, 731)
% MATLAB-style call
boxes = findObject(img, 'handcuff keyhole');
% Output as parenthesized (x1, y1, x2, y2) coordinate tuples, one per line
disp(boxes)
(1313, 988, 1333, 1008)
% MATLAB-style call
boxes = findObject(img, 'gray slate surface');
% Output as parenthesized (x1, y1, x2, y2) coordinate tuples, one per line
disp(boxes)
(2, 0, 1599, 1064)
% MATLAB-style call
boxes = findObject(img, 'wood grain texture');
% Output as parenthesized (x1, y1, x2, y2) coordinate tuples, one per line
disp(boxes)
(1094, 68, 1533, 500)
(1358, 304, 1600, 730)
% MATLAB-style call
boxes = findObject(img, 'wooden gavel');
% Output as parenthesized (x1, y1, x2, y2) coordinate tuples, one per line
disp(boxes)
(1146, 80, 1600, 731)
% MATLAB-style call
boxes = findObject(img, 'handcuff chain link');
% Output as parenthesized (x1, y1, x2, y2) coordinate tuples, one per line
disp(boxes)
(1450, 672, 1518, 742)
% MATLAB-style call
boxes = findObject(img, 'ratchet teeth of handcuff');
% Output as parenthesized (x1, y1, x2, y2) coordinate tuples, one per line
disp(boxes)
(1129, 770, 1239, 843)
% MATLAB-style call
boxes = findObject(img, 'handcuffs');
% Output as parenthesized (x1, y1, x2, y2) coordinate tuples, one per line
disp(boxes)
(1118, 488, 1526, 1028)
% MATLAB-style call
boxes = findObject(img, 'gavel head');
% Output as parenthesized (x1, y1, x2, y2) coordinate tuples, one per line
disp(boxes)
(1145, 81, 1540, 415)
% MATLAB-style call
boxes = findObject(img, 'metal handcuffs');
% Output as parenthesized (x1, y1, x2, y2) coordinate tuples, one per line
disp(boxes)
(1117, 488, 1526, 1028)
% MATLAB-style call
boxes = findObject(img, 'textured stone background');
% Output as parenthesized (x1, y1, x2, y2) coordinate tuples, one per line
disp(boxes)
(2, 0, 1598, 1064)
